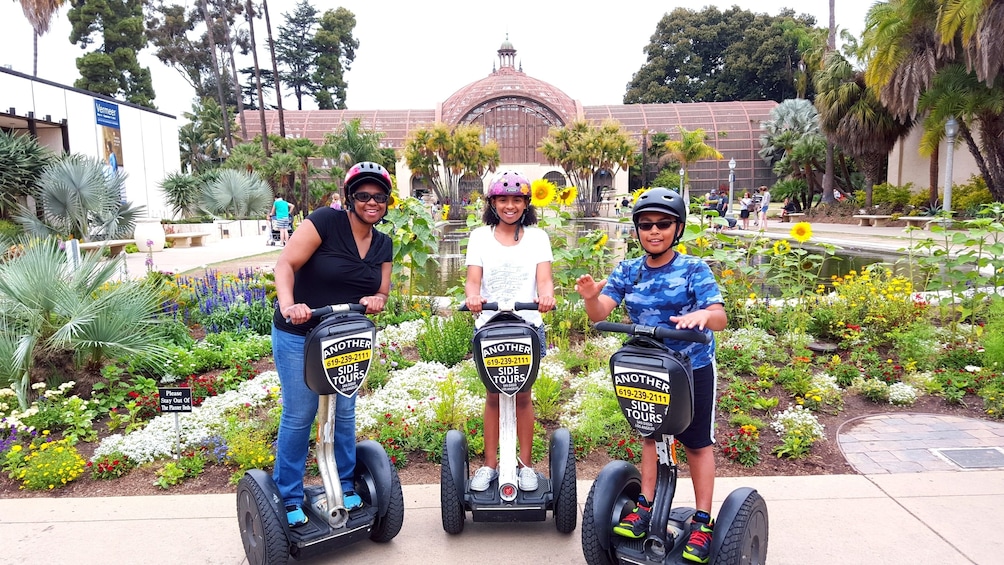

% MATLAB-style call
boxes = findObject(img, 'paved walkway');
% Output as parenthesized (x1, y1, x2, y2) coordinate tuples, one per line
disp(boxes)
(5, 220, 999, 564)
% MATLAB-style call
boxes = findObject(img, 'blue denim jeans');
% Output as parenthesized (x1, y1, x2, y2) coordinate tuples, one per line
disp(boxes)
(272, 324, 357, 507)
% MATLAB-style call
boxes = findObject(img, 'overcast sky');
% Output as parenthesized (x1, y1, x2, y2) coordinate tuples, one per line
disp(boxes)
(1, 0, 878, 118)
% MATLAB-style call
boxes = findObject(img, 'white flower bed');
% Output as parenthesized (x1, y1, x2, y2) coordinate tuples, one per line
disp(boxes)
(888, 382, 918, 405)
(92, 371, 280, 464)
(376, 319, 424, 346)
(770, 405, 825, 441)
(356, 360, 481, 431)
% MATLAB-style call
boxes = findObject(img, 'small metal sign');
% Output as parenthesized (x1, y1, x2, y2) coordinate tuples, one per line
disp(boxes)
(612, 365, 672, 438)
(319, 330, 374, 397)
(479, 337, 534, 396)
(159, 387, 193, 413)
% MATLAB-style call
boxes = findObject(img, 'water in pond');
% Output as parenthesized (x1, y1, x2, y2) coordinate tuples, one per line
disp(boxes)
(410, 220, 912, 296)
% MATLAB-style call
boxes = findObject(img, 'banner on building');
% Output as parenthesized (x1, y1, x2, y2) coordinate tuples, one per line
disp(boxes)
(94, 100, 123, 171)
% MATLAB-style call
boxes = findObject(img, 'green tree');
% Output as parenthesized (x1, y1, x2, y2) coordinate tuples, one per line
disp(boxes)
(320, 118, 385, 180)
(275, 0, 317, 110)
(288, 138, 317, 211)
(68, 0, 156, 106)
(15, 0, 66, 76)
(179, 98, 229, 174)
(0, 131, 54, 220)
(815, 52, 911, 207)
(663, 126, 723, 205)
(200, 169, 273, 218)
(159, 172, 204, 219)
(759, 99, 826, 209)
(538, 120, 636, 216)
(403, 123, 500, 220)
(625, 7, 816, 104)
(312, 7, 357, 110)
(13, 154, 145, 241)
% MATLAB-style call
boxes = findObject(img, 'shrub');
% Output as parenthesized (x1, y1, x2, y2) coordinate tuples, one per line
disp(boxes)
(720, 425, 761, 467)
(416, 313, 473, 366)
(770, 405, 825, 459)
(606, 435, 643, 464)
(888, 382, 918, 405)
(853, 377, 890, 403)
(88, 452, 136, 480)
(6, 436, 86, 490)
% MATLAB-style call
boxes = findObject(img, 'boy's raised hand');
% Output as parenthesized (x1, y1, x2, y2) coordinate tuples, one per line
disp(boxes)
(575, 274, 606, 300)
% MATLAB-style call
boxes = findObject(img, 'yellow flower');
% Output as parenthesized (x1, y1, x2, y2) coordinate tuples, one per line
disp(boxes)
(694, 237, 711, 247)
(592, 233, 609, 251)
(530, 179, 556, 207)
(441, 204, 450, 220)
(557, 185, 578, 206)
(387, 193, 400, 209)
(674, 243, 687, 254)
(631, 188, 649, 204)
(720, 269, 734, 278)
(789, 222, 812, 243)
(772, 240, 791, 255)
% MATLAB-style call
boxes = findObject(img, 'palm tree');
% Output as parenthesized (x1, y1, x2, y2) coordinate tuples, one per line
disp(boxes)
(201, 169, 273, 218)
(261, 0, 286, 138)
(321, 118, 385, 175)
(263, 151, 299, 199)
(289, 138, 318, 211)
(14, 155, 145, 241)
(16, 0, 64, 76)
(663, 126, 723, 205)
(159, 172, 204, 219)
(759, 99, 825, 209)
(815, 52, 912, 207)
(199, 0, 233, 151)
(0, 130, 54, 219)
(225, 142, 267, 173)
(245, 0, 270, 156)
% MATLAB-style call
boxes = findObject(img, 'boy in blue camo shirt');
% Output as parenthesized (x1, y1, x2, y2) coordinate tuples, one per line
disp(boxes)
(576, 187, 726, 564)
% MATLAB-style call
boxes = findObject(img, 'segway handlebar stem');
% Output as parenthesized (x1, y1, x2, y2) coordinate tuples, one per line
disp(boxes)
(592, 321, 710, 344)
(458, 301, 540, 312)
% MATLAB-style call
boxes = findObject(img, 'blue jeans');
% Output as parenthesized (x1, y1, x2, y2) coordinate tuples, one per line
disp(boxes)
(272, 324, 357, 507)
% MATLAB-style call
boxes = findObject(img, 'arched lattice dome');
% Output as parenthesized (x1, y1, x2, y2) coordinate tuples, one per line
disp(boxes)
(440, 67, 578, 127)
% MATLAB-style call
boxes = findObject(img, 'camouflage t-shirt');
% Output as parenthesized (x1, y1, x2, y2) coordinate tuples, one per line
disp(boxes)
(602, 252, 724, 369)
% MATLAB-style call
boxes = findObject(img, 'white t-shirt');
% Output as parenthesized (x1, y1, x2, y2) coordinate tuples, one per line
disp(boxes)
(465, 225, 553, 328)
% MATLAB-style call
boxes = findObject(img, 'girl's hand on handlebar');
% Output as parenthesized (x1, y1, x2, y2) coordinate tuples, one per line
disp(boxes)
(465, 295, 486, 314)
(574, 274, 606, 300)
(281, 303, 311, 325)
(536, 295, 555, 313)
(359, 294, 386, 315)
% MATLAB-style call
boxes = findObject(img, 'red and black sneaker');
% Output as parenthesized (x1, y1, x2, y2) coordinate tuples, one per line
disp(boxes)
(683, 511, 715, 563)
(613, 496, 652, 539)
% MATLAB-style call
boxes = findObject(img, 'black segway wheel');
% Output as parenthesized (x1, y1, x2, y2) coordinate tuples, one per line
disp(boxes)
(370, 464, 405, 542)
(581, 481, 615, 565)
(713, 490, 769, 565)
(440, 435, 466, 534)
(551, 431, 577, 533)
(237, 474, 289, 565)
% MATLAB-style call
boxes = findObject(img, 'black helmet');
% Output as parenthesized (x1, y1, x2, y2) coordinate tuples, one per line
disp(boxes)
(344, 161, 392, 196)
(632, 187, 687, 247)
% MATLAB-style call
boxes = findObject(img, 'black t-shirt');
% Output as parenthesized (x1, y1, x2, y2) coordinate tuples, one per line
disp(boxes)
(272, 207, 393, 335)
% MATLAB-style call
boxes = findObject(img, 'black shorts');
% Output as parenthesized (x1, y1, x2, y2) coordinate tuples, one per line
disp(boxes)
(740, 209, 750, 219)
(675, 363, 718, 449)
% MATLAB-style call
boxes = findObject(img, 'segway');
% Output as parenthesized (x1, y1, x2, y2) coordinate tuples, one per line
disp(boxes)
(237, 304, 405, 565)
(581, 322, 768, 565)
(440, 302, 577, 534)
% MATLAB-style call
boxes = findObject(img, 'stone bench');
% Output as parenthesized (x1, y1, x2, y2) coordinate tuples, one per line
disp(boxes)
(902, 217, 934, 229)
(77, 239, 133, 256)
(164, 232, 211, 248)
(853, 214, 894, 227)
(779, 213, 805, 223)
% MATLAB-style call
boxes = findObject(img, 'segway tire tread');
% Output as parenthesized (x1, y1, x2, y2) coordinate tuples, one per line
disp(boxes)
(580, 481, 614, 565)
(237, 475, 290, 565)
(553, 437, 577, 534)
(369, 463, 405, 543)
(440, 443, 466, 534)
(713, 490, 769, 565)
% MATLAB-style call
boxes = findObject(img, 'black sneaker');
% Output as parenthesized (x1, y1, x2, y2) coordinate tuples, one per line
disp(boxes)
(683, 514, 714, 563)
(612, 496, 652, 539)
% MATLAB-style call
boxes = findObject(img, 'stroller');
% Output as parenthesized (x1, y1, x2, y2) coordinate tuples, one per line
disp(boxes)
(265, 216, 292, 246)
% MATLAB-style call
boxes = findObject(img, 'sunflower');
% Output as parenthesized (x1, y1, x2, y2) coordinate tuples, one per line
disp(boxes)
(592, 233, 609, 251)
(387, 193, 400, 209)
(790, 221, 812, 243)
(530, 179, 556, 207)
(557, 185, 578, 206)
(674, 243, 688, 254)
(631, 188, 648, 204)
(772, 240, 791, 255)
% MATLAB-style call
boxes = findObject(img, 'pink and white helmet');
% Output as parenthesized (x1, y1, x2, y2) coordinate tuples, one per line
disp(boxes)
(486, 170, 530, 197)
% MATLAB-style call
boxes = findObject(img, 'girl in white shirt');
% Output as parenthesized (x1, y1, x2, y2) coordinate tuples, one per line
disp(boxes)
(464, 170, 555, 493)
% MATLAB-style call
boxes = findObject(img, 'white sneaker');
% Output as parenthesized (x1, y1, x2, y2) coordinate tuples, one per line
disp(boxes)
(518, 466, 539, 491)
(470, 466, 498, 492)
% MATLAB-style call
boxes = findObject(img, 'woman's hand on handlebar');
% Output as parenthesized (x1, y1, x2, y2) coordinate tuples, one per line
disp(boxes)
(280, 303, 311, 325)
(465, 295, 486, 315)
(536, 295, 555, 313)
(359, 294, 387, 315)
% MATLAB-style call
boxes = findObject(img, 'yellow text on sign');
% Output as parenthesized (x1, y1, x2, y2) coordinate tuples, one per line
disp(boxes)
(484, 355, 532, 368)
(615, 386, 670, 405)
(324, 349, 372, 369)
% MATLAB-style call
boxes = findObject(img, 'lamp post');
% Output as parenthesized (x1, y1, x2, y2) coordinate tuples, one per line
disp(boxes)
(943, 117, 959, 220)
(679, 167, 686, 203)
(727, 157, 736, 218)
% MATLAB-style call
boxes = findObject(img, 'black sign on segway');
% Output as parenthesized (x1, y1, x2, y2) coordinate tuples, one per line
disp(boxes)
(612, 365, 672, 437)
(479, 337, 534, 396)
(319, 330, 373, 397)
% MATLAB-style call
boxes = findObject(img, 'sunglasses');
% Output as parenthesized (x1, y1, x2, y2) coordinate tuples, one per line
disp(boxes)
(637, 220, 677, 231)
(353, 192, 389, 203)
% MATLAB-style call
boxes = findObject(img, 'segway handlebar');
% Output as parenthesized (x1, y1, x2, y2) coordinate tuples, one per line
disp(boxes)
(593, 321, 711, 344)
(458, 301, 540, 312)
(285, 303, 367, 323)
